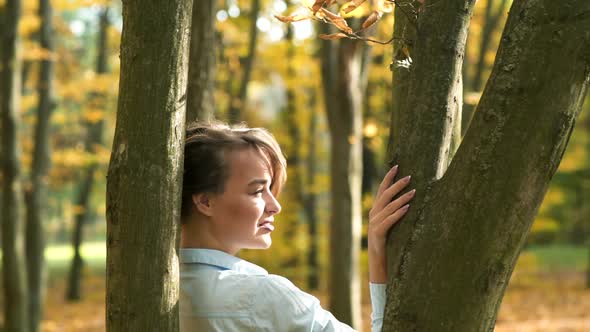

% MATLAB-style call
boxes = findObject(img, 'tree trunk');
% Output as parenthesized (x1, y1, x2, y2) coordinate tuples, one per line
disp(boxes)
(66, 6, 109, 302)
(186, 0, 215, 123)
(471, 0, 509, 92)
(227, 0, 260, 124)
(105, 0, 193, 330)
(321, 31, 367, 328)
(305, 91, 320, 291)
(281, 24, 304, 271)
(1, 0, 30, 330)
(25, 0, 54, 330)
(384, 0, 590, 330)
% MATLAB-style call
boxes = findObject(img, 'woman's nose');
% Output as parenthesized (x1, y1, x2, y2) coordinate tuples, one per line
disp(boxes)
(266, 193, 282, 215)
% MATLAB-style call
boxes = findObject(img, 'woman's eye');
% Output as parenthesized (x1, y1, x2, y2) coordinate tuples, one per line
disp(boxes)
(253, 189, 264, 195)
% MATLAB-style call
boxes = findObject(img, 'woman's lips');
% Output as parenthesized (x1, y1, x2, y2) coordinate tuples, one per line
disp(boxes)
(258, 221, 274, 231)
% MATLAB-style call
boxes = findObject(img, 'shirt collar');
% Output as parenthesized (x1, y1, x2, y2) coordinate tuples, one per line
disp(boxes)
(179, 248, 268, 275)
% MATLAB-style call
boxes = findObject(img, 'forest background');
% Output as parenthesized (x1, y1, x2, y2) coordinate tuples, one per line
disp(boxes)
(0, 0, 588, 331)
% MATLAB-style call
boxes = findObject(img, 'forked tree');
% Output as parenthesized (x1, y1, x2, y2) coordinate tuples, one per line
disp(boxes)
(281, 0, 589, 330)
(384, 0, 589, 330)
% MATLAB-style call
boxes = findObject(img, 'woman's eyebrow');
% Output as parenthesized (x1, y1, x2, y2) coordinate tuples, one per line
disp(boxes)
(247, 179, 269, 186)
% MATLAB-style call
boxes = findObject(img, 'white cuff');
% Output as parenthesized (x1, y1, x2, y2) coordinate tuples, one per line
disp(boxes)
(369, 283, 386, 332)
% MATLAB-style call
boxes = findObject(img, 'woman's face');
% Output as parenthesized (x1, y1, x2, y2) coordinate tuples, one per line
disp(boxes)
(207, 148, 282, 254)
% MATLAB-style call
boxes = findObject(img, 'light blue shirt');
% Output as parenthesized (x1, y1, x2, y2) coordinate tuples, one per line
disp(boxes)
(180, 248, 386, 332)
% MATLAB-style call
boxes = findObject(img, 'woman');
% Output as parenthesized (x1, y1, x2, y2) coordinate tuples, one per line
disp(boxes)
(179, 121, 415, 331)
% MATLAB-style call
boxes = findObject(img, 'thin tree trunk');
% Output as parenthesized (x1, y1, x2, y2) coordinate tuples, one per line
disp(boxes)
(384, 0, 590, 330)
(321, 29, 366, 328)
(67, 166, 94, 300)
(186, 0, 216, 123)
(66, 6, 109, 302)
(227, 0, 260, 123)
(1, 0, 29, 330)
(105, 0, 193, 330)
(305, 91, 320, 290)
(471, 0, 509, 92)
(21, 60, 32, 93)
(281, 24, 304, 271)
(26, 0, 54, 330)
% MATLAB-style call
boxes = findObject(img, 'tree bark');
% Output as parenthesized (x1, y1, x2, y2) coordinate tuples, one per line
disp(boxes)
(227, 0, 260, 124)
(67, 6, 109, 302)
(25, 0, 54, 330)
(320, 26, 367, 328)
(384, 0, 590, 330)
(1, 0, 30, 330)
(105, 0, 193, 330)
(186, 0, 216, 123)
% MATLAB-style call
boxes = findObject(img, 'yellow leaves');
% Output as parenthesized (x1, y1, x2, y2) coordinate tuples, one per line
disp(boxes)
(538, 187, 565, 214)
(90, 74, 118, 94)
(19, 13, 41, 36)
(531, 217, 560, 234)
(21, 94, 38, 112)
(52, 148, 89, 168)
(22, 41, 56, 61)
(52, 144, 109, 170)
(557, 144, 586, 172)
(53, 0, 111, 11)
(92, 143, 111, 165)
(52, 112, 68, 126)
(83, 108, 105, 123)
(58, 72, 118, 103)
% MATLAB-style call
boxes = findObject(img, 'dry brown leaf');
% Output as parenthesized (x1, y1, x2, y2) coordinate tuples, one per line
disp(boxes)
(274, 14, 310, 23)
(319, 33, 348, 40)
(342, 0, 366, 14)
(319, 8, 353, 34)
(360, 10, 382, 30)
(312, 0, 328, 13)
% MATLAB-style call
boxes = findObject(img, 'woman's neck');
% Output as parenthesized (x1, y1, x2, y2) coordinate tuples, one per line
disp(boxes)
(180, 218, 237, 255)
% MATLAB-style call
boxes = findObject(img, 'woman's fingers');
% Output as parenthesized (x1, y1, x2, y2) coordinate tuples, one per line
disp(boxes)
(378, 204, 410, 234)
(372, 175, 412, 213)
(370, 189, 415, 225)
(376, 165, 398, 197)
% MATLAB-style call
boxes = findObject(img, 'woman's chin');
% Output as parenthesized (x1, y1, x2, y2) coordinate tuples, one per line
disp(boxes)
(254, 235, 272, 249)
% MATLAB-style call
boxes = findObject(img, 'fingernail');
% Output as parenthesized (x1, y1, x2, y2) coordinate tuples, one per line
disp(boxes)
(403, 175, 411, 183)
(391, 165, 399, 171)
(402, 204, 410, 211)
(408, 189, 416, 197)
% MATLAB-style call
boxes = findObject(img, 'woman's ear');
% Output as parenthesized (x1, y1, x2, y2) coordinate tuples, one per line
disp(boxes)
(192, 193, 214, 217)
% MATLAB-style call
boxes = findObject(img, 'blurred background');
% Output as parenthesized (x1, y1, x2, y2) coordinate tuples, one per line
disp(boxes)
(0, 0, 588, 331)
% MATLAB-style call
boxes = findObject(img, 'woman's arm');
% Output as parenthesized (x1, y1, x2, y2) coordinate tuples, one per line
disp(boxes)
(367, 165, 415, 330)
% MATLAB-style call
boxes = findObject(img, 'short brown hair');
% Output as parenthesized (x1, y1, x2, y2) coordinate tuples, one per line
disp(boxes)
(181, 121, 287, 221)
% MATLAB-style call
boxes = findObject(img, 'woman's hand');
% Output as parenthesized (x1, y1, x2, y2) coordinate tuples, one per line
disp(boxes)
(367, 165, 415, 283)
